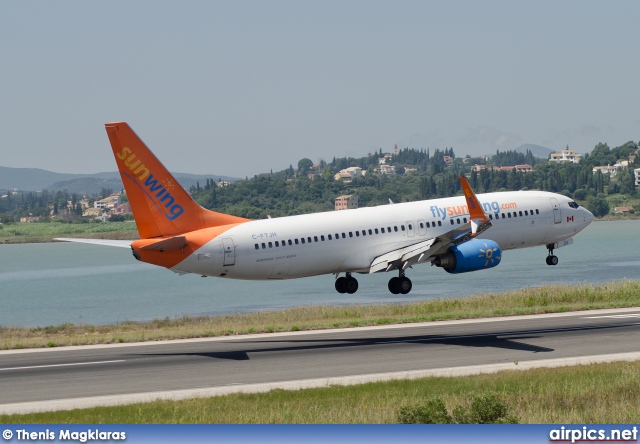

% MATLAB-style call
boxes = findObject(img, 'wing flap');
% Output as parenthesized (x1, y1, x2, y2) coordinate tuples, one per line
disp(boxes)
(369, 238, 437, 273)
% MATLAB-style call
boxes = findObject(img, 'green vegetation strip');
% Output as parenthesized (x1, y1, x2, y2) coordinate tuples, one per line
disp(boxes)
(2, 280, 639, 350)
(2, 361, 639, 423)
(0, 220, 138, 243)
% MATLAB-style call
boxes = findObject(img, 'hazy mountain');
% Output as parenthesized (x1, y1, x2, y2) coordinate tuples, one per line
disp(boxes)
(514, 144, 555, 159)
(0, 165, 240, 193)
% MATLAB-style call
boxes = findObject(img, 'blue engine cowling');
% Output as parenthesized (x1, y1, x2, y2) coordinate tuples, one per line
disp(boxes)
(433, 239, 502, 274)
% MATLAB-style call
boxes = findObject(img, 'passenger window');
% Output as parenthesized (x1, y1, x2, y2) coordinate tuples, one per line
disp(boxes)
(275, 241, 279, 247)
(525, 210, 529, 216)
(294, 239, 299, 245)
(368, 229, 373, 235)
(262, 243, 266, 249)
(536, 209, 539, 215)
(335, 233, 339, 239)
(489, 215, 493, 220)
(456, 218, 460, 224)
(438, 221, 442, 226)
(356, 231, 360, 237)
(426, 222, 431, 228)
(288, 240, 292, 245)
(394, 226, 398, 232)
(519, 211, 523, 216)
(401, 225, 405, 231)
(408, 224, 412, 230)
(321, 235, 325, 241)
(342, 233, 346, 238)
(420, 222, 424, 229)
(312, 236, 317, 242)
(328, 234, 332, 240)
(268, 242, 273, 248)
(508, 213, 511, 218)
(388, 227, 392, 232)
(361, 230, 366, 236)
(301, 238, 305, 244)
(381, 228, 385, 233)
(307, 237, 312, 243)
(349, 232, 353, 238)
(450, 220, 454, 225)
(463, 218, 467, 223)
(255, 244, 259, 250)
(375, 228, 379, 234)
(502, 213, 506, 219)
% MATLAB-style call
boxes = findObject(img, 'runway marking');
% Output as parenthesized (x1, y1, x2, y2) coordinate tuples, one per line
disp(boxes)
(372, 323, 640, 345)
(584, 314, 640, 319)
(0, 360, 125, 372)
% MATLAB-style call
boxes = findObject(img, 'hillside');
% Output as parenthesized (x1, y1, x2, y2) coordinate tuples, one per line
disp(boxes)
(0, 165, 239, 193)
(514, 144, 555, 159)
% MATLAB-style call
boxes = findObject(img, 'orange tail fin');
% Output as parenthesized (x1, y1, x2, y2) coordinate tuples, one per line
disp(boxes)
(105, 122, 249, 239)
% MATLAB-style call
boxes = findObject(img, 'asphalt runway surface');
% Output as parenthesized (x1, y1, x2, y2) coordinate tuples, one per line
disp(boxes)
(1, 307, 640, 413)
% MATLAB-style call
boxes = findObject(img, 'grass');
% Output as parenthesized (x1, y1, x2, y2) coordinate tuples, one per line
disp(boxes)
(0, 220, 138, 243)
(1, 280, 640, 350)
(2, 360, 639, 423)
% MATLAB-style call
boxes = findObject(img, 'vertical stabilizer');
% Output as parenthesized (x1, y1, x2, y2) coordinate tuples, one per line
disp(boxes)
(105, 122, 249, 239)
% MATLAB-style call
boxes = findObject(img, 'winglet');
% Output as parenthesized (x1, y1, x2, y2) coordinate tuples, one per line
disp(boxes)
(458, 176, 488, 235)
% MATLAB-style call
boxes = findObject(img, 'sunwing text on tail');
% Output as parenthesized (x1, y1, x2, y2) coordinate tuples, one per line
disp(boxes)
(57, 122, 594, 295)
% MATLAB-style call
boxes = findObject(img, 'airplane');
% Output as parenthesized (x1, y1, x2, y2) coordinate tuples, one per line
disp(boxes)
(57, 122, 594, 295)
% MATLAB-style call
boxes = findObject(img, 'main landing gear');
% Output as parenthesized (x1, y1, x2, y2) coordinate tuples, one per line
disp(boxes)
(335, 272, 359, 294)
(546, 244, 559, 266)
(388, 271, 412, 295)
(334, 271, 413, 295)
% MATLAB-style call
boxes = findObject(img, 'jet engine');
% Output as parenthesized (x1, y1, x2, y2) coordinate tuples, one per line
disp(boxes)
(433, 239, 502, 274)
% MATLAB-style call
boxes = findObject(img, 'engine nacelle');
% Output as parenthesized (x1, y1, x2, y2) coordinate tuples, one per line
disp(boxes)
(433, 239, 502, 274)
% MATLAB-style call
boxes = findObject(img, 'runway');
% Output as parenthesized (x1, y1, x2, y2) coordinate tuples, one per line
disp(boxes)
(1, 307, 640, 414)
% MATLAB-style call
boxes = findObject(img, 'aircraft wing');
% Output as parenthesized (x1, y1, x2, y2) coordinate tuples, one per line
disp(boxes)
(368, 219, 493, 273)
(369, 176, 493, 274)
(54, 238, 133, 248)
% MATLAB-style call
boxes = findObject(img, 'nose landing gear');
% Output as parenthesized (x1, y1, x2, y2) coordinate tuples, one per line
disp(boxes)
(546, 245, 558, 266)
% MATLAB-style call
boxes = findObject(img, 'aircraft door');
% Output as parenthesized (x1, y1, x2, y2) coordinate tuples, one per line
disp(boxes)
(222, 238, 236, 266)
(550, 198, 561, 224)
(418, 219, 427, 236)
(406, 221, 415, 237)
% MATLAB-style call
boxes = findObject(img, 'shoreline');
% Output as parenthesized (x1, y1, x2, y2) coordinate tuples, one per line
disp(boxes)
(2, 280, 639, 350)
(1, 216, 638, 244)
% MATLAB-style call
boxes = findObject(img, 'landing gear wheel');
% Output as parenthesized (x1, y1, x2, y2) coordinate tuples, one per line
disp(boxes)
(335, 277, 348, 293)
(398, 276, 412, 294)
(388, 277, 400, 294)
(546, 244, 559, 266)
(345, 276, 359, 294)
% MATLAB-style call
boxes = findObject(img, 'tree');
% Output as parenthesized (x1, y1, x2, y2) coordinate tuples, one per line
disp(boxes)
(586, 196, 609, 217)
(297, 158, 314, 176)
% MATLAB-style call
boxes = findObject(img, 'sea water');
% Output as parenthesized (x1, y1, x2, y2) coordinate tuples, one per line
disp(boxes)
(0, 220, 637, 327)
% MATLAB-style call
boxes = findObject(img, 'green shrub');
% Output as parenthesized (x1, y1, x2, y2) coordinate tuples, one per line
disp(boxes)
(398, 394, 518, 424)
(397, 397, 452, 424)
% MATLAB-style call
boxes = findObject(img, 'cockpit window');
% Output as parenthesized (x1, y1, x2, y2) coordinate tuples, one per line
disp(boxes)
(568, 201, 579, 209)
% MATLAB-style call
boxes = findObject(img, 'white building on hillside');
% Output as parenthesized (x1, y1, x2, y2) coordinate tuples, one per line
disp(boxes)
(550, 147, 582, 164)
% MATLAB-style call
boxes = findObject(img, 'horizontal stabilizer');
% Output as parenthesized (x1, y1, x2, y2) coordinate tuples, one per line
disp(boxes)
(54, 238, 133, 248)
(140, 236, 188, 251)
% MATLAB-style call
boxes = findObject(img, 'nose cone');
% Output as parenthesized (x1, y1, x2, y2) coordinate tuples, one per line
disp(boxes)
(584, 208, 594, 225)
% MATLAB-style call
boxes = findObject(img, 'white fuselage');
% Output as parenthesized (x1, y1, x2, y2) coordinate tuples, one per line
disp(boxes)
(171, 190, 593, 280)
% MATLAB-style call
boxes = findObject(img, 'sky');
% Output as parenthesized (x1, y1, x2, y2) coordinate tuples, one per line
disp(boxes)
(1, 0, 639, 177)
